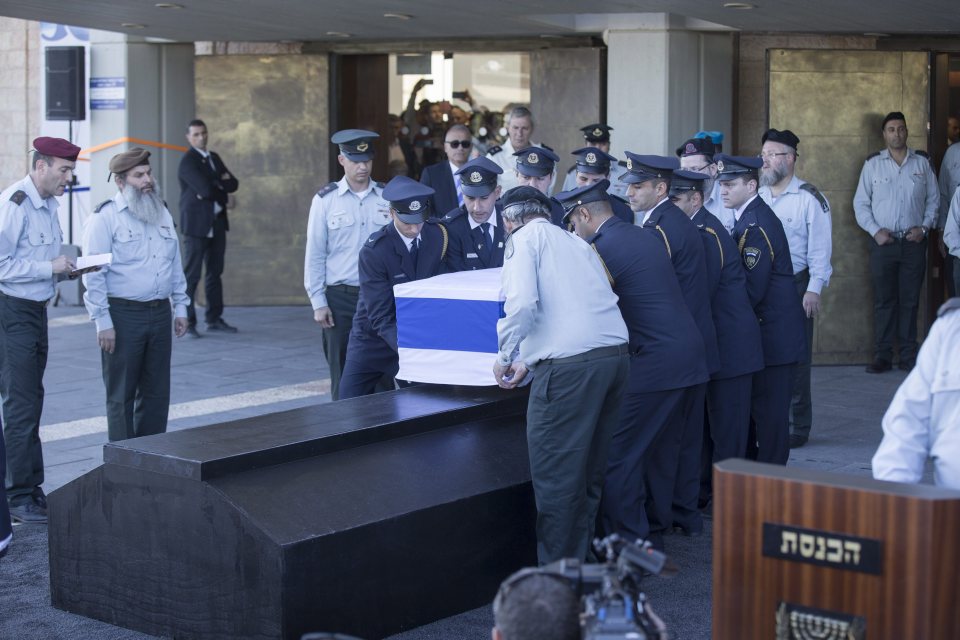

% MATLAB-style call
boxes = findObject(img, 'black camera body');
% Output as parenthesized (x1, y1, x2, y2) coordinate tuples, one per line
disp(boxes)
(540, 535, 668, 640)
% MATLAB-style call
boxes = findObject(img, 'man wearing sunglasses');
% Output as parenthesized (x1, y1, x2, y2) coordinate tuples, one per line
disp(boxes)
(420, 124, 473, 216)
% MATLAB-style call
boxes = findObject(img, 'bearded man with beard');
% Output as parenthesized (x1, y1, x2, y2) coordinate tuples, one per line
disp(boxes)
(757, 129, 833, 449)
(82, 148, 190, 442)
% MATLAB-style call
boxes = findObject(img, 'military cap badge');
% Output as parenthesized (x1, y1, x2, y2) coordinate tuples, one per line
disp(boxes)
(409, 200, 422, 211)
(585, 152, 597, 164)
(593, 127, 603, 137)
(356, 142, 369, 152)
(626, 158, 633, 170)
(527, 152, 539, 164)
(470, 171, 483, 183)
(716, 160, 725, 172)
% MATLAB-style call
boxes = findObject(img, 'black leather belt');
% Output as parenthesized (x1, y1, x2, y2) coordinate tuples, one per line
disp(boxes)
(328, 284, 360, 294)
(108, 297, 167, 308)
(0, 291, 50, 307)
(539, 343, 629, 366)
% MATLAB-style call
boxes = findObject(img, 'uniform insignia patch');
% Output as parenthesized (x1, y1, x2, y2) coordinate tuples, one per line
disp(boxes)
(470, 171, 482, 183)
(505, 236, 515, 260)
(527, 152, 539, 164)
(9, 190, 27, 205)
(743, 247, 761, 270)
(585, 152, 597, 164)
(409, 200, 421, 211)
(487, 145, 503, 156)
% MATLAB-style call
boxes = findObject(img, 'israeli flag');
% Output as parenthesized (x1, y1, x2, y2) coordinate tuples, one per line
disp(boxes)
(395, 269, 505, 385)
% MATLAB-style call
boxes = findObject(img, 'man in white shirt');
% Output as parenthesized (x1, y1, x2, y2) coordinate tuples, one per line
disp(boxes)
(494, 185, 629, 564)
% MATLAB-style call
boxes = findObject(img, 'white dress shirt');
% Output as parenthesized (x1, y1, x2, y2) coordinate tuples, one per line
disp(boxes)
(0, 175, 63, 301)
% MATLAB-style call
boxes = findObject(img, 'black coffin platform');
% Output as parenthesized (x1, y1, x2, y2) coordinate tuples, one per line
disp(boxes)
(48, 385, 536, 640)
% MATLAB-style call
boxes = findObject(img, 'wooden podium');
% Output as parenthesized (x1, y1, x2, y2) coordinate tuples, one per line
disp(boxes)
(713, 459, 960, 640)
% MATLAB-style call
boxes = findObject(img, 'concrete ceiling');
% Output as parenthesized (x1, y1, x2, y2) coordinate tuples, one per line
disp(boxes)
(0, 0, 958, 43)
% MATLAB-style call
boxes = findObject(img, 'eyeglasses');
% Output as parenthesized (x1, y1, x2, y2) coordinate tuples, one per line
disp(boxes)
(758, 152, 792, 160)
(445, 140, 472, 149)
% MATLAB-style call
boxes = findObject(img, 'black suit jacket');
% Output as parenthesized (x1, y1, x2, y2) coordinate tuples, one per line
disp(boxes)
(178, 147, 239, 237)
(441, 205, 506, 271)
(419, 162, 459, 217)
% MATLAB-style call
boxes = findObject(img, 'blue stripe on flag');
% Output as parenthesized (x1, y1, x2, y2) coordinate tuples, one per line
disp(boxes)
(396, 297, 504, 352)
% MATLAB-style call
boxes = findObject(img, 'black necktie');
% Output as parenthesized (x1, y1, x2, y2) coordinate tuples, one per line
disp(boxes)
(478, 222, 492, 263)
(410, 237, 420, 269)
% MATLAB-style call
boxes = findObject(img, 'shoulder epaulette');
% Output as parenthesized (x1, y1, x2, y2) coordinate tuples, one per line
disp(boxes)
(316, 182, 338, 198)
(365, 227, 388, 246)
(8, 190, 27, 206)
(938, 297, 960, 317)
(94, 199, 113, 213)
(375, 181, 386, 189)
(915, 149, 930, 159)
(541, 143, 554, 151)
(441, 207, 466, 223)
(866, 151, 881, 161)
(799, 182, 830, 213)
(618, 159, 628, 167)
(487, 145, 503, 156)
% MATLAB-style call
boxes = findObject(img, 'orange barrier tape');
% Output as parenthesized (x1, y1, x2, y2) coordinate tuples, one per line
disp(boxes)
(80, 136, 189, 156)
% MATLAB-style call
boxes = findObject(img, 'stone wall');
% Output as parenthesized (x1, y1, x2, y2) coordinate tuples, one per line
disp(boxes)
(194, 53, 330, 306)
(0, 18, 41, 186)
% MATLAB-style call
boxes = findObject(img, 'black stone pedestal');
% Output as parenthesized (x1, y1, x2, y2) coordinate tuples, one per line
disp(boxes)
(49, 385, 535, 640)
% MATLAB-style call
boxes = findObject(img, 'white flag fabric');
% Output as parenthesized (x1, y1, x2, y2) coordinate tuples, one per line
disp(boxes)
(395, 269, 504, 385)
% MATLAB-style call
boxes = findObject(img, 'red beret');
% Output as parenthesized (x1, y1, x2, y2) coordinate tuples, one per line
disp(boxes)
(33, 137, 81, 162)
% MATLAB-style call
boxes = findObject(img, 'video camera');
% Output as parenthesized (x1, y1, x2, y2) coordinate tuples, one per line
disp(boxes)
(541, 534, 672, 640)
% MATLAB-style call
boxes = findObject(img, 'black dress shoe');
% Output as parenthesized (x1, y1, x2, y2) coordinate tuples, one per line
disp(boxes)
(898, 359, 915, 372)
(673, 525, 703, 538)
(865, 359, 892, 374)
(206, 319, 238, 333)
(185, 325, 202, 339)
(789, 434, 808, 448)
(31, 490, 47, 509)
(9, 502, 47, 524)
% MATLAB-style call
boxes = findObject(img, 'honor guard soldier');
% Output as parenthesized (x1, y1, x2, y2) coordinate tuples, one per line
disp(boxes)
(442, 157, 506, 271)
(512, 146, 567, 226)
(560, 124, 628, 198)
(676, 136, 734, 233)
(758, 128, 834, 448)
(619, 153, 719, 539)
(565, 147, 633, 225)
(557, 180, 708, 549)
(669, 170, 764, 514)
(494, 185, 629, 563)
(717, 154, 806, 465)
(339, 177, 450, 399)
(83, 148, 191, 442)
(0, 136, 81, 524)
(305, 129, 393, 401)
(854, 112, 938, 374)
(486, 106, 554, 193)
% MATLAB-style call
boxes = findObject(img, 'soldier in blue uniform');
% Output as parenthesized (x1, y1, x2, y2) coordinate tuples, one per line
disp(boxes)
(560, 124, 628, 198)
(619, 153, 719, 536)
(339, 177, 450, 399)
(512, 146, 567, 225)
(557, 180, 708, 549)
(669, 170, 765, 515)
(565, 147, 633, 225)
(441, 157, 506, 271)
(717, 154, 806, 465)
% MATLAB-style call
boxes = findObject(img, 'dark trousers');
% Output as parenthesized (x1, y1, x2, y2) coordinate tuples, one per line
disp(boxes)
(602, 385, 686, 543)
(0, 419, 10, 547)
(323, 285, 361, 401)
(952, 257, 960, 301)
(700, 373, 753, 506)
(0, 295, 47, 505)
(791, 270, 814, 438)
(338, 334, 398, 400)
(667, 383, 707, 533)
(528, 345, 628, 564)
(184, 215, 227, 326)
(102, 299, 172, 442)
(869, 237, 927, 363)
(750, 363, 796, 465)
